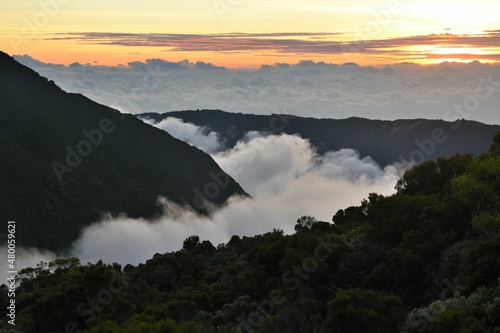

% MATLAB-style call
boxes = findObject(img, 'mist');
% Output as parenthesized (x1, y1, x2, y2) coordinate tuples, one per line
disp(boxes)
(68, 121, 404, 265)
(0, 245, 57, 283)
(140, 116, 224, 153)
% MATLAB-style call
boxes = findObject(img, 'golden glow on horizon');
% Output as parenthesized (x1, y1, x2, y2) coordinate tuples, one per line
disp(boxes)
(413, 58, 498, 65)
(0, 0, 499, 67)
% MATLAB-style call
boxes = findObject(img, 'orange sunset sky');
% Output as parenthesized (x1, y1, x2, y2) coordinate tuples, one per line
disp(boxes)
(1, 0, 500, 68)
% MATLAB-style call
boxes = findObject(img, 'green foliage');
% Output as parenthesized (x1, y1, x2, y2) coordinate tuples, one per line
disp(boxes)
(402, 279, 500, 333)
(489, 131, 500, 156)
(325, 289, 405, 333)
(294, 215, 317, 232)
(396, 155, 473, 196)
(459, 233, 500, 292)
(257, 298, 324, 332)
(431, 306, 489, 333)
(8, 135, 500, 333)
(85, 316, 204, 333)
(183, 235, 200, 251)
(471, 213, 500, 238)
(332, 206, 366, 226)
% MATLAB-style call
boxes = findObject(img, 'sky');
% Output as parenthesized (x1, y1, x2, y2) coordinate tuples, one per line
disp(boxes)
(1, 0, 500, 67)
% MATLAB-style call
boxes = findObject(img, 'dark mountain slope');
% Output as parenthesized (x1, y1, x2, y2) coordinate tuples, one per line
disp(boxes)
(141, 109, 500, 166)
(0, 52, 246, 252)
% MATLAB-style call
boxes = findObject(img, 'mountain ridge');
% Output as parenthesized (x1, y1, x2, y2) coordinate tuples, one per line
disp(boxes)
(140, 109, 500, 166)
(0, 51, 247, 252)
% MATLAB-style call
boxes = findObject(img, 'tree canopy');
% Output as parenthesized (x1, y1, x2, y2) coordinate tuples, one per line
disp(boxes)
(2, 132, 500, 333)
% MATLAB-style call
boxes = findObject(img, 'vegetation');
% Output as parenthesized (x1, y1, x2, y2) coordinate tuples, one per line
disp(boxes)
(1, 133, 499, 332)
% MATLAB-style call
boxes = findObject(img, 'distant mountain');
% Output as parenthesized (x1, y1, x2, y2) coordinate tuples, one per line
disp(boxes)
(140, 110, 500, 166)
(0, 52, 247, 252)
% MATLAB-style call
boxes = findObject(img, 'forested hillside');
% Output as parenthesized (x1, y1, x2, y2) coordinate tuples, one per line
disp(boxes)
(2, 132, 499, 332)
(0, 52, 246, 252)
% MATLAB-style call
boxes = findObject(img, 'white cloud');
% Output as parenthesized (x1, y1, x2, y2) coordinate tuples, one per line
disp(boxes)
(212, 132, 314, 195)
(69, 131, 403, 265)
(13, 56, 500, 125)
(0, 246, 57, 283)
(141, 117, 224, 153)
(8, 119, 404, 267)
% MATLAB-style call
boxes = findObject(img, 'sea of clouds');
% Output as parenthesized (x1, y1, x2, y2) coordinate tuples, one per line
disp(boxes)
(14, 55, 500, 124)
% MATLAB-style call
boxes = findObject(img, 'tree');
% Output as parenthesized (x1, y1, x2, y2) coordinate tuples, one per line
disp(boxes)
(294, 216, 317, 232)
(489, 131, 500, 156)
(332, 206, 365, 226)
(459, 232, 500, 292)
(325, 289, 405, 333)
(430, 306, 489, 333)
(197, 240, 216, 254)
(183, 235, 200, 251)
(450, 157, 500, 219)
(396, 155, 473, 196)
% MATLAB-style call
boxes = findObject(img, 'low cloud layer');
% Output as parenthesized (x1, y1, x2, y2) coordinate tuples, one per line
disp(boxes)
(14, 55, 500, 125)
(141, 116, 224, 153)
(69, 124, 403, 265)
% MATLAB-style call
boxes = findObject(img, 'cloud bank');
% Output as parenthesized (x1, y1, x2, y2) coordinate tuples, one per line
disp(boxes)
(14, 55, 500, 125)
(140, 116, 224, 153)
(46, 31, 500, 62)
(69, 122, 403, 265)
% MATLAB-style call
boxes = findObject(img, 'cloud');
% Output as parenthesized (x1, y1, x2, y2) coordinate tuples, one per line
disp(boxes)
(212, 132, 314, 195)
(45, 31, 500, 62)
(46, 32, 345, 53)
(0, 245, 57, 282)
(195, 61, 225, 70)
(13, 55, 500, 125)
(9, 120, 402, 267)
(69, 130, 403, 266)
(140, 116, 224, 153)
